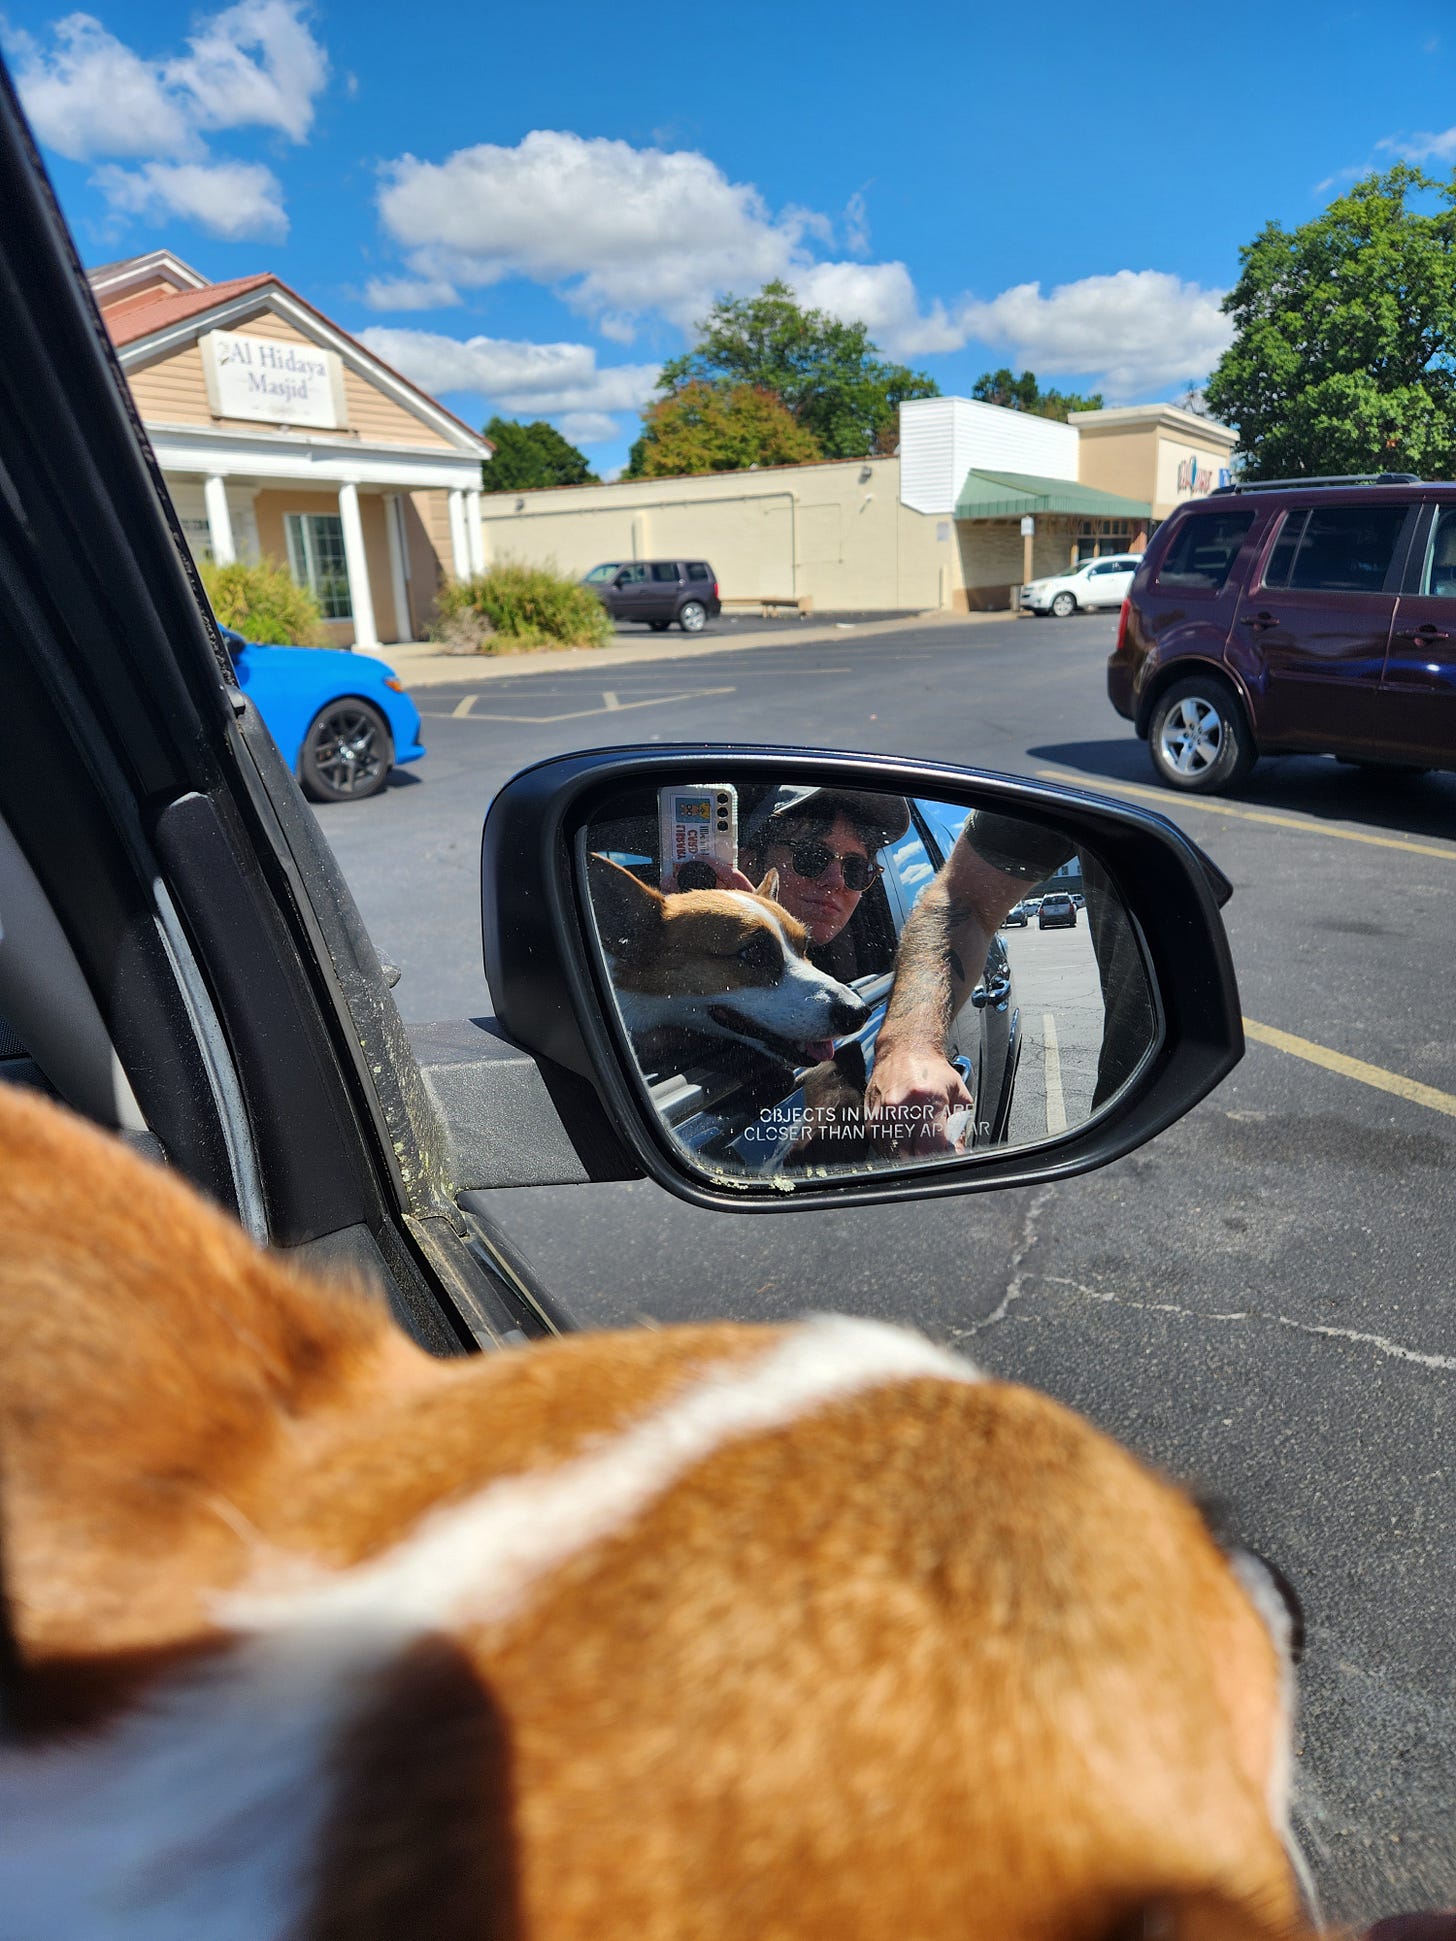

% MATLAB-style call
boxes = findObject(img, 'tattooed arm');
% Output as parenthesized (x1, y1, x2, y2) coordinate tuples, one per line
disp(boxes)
(867, 814, 1073, 1152)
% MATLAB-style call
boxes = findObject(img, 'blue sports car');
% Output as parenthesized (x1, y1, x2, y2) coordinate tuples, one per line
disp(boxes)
(220, 627, 425, 802)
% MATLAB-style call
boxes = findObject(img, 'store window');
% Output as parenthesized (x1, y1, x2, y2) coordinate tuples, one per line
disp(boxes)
(285, 512, 352, 619)
(1073, 520, 1137, 565)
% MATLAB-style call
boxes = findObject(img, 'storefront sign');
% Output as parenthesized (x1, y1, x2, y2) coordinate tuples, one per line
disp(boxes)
(201, 329, 344, 429)
(1175, 454, 1217, 498)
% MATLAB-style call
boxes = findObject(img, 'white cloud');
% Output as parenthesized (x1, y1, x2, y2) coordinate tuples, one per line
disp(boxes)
(357, 326, 660, 417)
(792, 259, 964, 357)
(163, 0, 329, 142)
(1377, 125, 1456, 164)
(843, 191, 870, 256)
(7, 2, 325, 237)
(7, 15, 187, 160)
(92, 159, 287, 240)
(556, 411, 620, 446)
(956, 270, 1233, 398)
(375, 130, 814, 331)
(363, 276, 461, 312)
(9, 2, 327, 159)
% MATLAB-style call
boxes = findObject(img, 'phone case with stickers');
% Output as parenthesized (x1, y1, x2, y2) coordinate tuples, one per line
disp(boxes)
(659, 784, 738, 891)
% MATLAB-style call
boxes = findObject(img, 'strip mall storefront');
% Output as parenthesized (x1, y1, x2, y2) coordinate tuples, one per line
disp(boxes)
(93, 251, 491, 648)
(482, 396, 1239, 616)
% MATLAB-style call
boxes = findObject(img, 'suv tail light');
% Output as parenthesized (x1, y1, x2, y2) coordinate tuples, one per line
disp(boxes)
(712, 579, 719, 600)
(1115, 597, 1130, 656)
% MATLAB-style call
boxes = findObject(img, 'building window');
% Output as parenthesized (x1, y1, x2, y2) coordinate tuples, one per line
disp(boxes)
(285, 512, 352, 619)
(1074, 520, 1136, 564)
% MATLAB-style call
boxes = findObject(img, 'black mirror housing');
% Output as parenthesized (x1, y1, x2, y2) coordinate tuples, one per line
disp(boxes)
(481, 745, 1243, 1213)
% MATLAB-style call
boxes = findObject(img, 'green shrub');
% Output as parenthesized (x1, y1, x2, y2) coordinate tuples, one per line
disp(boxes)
(430, 560, 613, 654)
(200, 556, 327, 646)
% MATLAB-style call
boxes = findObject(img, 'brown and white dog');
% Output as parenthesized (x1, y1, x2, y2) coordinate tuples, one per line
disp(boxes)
(587, 853, 870, 1065)
(0, 1080, 1320, 1940)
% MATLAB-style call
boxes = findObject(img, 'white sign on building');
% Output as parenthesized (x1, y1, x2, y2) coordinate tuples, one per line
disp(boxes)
(201, 329, 345, 429)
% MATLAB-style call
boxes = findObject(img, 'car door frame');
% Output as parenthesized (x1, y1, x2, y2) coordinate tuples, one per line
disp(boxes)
(1375, 497, 1456, 768)
(1235, 497, 1421, 756)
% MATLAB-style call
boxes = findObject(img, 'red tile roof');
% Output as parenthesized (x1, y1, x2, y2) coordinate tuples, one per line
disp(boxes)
(101, 274, 277, 346)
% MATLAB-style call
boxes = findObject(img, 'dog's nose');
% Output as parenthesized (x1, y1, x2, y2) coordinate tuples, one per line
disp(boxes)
(831, 993, 871, 1033)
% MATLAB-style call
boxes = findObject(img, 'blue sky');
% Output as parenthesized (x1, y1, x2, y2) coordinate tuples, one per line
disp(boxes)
(3, 0, 1453, 476)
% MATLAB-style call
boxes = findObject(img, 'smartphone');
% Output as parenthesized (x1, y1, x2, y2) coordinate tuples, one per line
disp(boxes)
(658, 784, 738, 892)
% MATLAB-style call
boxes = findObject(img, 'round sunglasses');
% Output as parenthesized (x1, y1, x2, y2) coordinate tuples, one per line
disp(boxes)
(771, 838, 883, 892)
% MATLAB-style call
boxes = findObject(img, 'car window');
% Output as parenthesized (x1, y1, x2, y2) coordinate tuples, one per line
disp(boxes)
(1419, 508, 1456, 598)
(583, 563, 620, 584)
(1263, 504, 1408, 593)
(1153, 510, 1257, 591)
(650, 563, 679, 583)
(686, 563, 711, 581)
(621, 563, 649, 583)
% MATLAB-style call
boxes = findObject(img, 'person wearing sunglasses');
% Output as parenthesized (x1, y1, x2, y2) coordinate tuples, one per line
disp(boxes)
(667, 786, 908, 972)
(736, 787, 910, 973)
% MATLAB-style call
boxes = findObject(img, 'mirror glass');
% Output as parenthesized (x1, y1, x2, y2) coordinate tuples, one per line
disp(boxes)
(579, 780, 1158, 1184)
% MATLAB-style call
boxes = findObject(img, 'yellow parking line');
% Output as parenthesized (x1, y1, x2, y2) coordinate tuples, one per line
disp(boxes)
(1243, 1018, 1456, 1119)
(1034, 769, 1456, 863)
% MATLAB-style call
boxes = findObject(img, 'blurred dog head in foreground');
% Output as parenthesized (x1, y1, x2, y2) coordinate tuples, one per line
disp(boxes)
(0, 1081, 1315, 1940)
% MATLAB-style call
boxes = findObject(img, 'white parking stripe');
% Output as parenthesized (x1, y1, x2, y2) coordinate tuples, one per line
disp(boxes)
(1043, 1011, 1067, 1134)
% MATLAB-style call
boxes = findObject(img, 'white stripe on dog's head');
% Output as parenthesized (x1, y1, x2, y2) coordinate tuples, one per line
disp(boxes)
(226, 1315, 980, 1638)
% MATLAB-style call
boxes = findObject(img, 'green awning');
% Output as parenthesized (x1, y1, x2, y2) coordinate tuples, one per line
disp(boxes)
(954, 469, 1151, 521)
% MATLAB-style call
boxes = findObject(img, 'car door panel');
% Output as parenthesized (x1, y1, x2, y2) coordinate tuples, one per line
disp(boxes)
(1241, 503, 1413, 753)
(1376, 503, 1456, 767)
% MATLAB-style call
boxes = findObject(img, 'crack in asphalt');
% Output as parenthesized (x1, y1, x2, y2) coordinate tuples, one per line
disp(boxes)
(947, 1183, 1058, 1344)
(1016, 1274, 1456, 1373)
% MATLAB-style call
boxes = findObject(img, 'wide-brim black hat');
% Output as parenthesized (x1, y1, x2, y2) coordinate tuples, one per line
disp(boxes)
(746, 784, 911, 850)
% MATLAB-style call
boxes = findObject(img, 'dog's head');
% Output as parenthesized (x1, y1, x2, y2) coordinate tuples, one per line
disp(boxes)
(0, 1082, 1321, 1941)
(587, 852, 870, 1062)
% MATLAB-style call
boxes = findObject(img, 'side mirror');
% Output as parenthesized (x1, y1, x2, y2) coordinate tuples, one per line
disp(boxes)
(481, 746, 1241, 1213)
(613, 571, 631, 587)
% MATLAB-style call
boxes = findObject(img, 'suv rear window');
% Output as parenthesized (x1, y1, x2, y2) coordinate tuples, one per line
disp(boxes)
(686, 563, 711, 581)
(1261, 505, 1408, 593)
(1154, 511, 1256, 591)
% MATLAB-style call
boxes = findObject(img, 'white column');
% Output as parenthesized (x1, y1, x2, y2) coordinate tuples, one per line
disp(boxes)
(384, 493, 413, 642)
(203, 474, 235, 566)
(447, 487, 472, 580)
(336, 480, 379, 652)
(466, 487, 486, 576)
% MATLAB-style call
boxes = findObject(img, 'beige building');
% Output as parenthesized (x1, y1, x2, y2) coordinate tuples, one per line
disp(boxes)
(94, 250, 492, 648)
(482, 395, 1239, 615)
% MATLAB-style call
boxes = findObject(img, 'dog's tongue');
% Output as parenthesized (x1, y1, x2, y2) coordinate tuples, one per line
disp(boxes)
(804, 1038, 836, 1064)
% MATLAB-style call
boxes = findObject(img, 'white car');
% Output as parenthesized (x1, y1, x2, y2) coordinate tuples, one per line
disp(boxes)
(1020, 553, 1142, 617)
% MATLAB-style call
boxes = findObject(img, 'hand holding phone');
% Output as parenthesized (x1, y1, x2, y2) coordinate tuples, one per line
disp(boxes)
(659, 785, 738, 891)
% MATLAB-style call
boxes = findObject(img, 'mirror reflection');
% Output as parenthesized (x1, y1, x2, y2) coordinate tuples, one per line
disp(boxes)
(581, 781, 1157, 1183)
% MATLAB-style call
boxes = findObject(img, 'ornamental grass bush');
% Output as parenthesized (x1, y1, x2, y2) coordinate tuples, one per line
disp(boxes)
(199, 556, 327, 646)
(430, 560, 613, 654)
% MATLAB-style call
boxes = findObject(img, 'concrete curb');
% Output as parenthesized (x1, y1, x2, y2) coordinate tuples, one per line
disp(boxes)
(373, 607, 1018, 687)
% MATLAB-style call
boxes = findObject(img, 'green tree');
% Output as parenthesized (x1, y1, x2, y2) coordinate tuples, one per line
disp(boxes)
(625, 381, 823, 478)
(480, 417, 599, 492)
(970, 367, 1104, 420)
(1205, 165, 1456, 480)
(654, 281, 938, 459)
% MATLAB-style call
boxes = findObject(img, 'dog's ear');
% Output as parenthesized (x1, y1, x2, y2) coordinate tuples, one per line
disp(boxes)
(587, 854, 665, 964)
(755, 867, 781, 902)
(0, 1084, 411, 1734)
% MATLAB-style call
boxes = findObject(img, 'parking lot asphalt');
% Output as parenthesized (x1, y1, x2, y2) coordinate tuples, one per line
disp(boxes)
(315, 609, 1456, 1925)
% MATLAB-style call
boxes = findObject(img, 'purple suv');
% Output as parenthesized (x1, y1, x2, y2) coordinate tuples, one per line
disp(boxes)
(1107, 475, 1456, 793)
